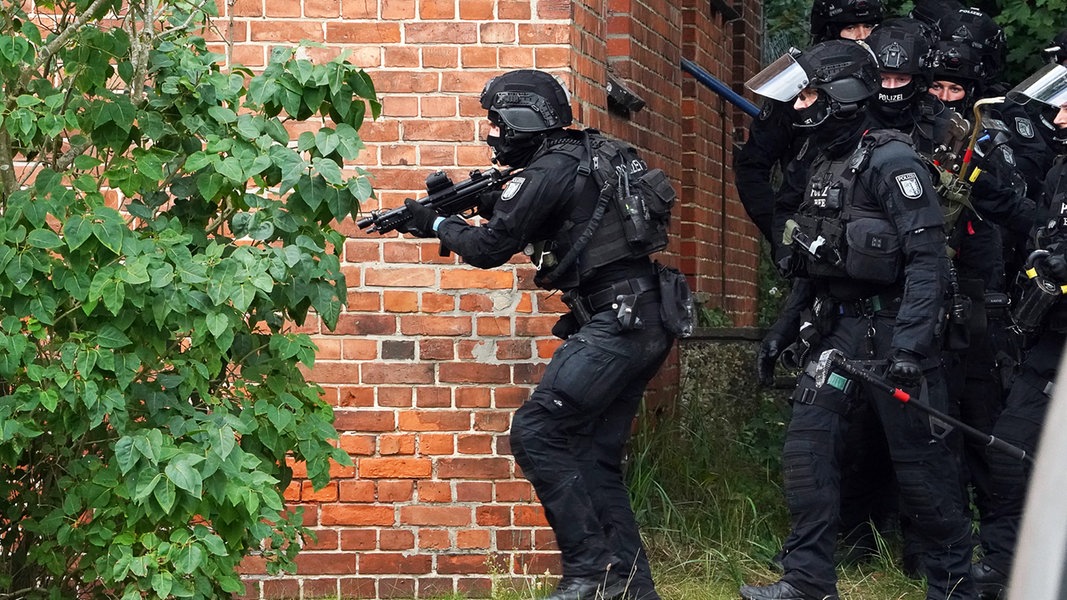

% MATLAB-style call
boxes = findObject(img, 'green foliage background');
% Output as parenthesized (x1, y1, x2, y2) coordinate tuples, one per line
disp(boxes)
(762, 0, 1067, 84)
(0, 0, 378, 597)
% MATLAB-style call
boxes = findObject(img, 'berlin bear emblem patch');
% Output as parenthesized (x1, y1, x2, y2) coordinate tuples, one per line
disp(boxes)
(501, 177, 526, 201)
(1015, 117, 1035, 139)
(895, 172, 923, 199)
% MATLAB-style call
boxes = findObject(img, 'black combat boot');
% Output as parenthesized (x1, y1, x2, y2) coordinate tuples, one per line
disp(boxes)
(740, 580, 839, 600)
(972, 561, 1007, 599)
(544, 571, 629, 600)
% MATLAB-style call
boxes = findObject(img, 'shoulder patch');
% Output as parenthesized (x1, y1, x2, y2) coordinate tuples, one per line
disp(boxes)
(895, 172, 923, 199)
(500, 177, 525, 201)
(1015, 117, 1035, 139)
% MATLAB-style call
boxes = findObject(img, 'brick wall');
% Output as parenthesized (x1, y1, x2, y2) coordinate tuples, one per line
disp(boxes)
(213, 1, 764, 598)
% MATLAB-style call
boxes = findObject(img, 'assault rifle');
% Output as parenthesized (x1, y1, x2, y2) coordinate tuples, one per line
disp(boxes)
(357, 167, 517, 235)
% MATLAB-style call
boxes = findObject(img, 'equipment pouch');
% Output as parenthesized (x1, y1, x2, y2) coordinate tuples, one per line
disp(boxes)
(844, 217, 901, 285)
(656, 262, 695, 337)
(637, 168, 676, 218)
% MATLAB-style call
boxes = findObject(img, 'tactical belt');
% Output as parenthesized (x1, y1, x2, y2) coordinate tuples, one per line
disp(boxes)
(794, 361, 855, 415)
(803, 361, 856, 395)
(823, 293, 903, 317)
(563, 275, 659, 324)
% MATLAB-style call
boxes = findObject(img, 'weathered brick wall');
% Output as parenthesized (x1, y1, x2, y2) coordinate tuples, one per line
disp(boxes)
(211, 1, 764, 598)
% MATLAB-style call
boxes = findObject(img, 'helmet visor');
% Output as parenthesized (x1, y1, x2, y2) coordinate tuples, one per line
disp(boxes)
(1008, 63, 1067, 108)
(746, 53, 810, 102)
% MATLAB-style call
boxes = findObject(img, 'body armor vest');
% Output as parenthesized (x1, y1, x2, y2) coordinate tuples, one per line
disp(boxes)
(791, 130, 908, 286)
(532, 130, 675, 290)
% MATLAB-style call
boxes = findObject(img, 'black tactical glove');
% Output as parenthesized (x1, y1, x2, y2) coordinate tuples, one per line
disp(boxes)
(1044, 253, 1067, 282)
(477, 188, 501, 221)
(756, 333, 784, 387)
(399, 198, 438, 238)
(886, 349, 923, 389)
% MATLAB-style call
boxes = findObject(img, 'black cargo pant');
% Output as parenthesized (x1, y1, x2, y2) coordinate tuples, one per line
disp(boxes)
(979, 330, 1065, 576)
(509, 296, 672, 598)
(779, 313, 975, 600)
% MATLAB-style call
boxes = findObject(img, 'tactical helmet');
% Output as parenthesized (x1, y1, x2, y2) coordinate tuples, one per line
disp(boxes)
(867, 18, 935, 111)
(479, 69, 572, 133)
(936, 8, 1006, 82)
(909, 0, 963, 34)
(1044, 29, 1067, 66)
(810, 0, 884, 43)
(747, 40, 880, 129)
(931, 40, 986, 85)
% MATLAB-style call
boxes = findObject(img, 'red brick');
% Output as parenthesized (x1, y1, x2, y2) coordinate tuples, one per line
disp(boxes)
(374, 71, 440, 94)
(475, 316, 511, 336)
(538, 0, 571, 19)
(230, 0, 261, 16)
(400, 315, 472, 336)
(383, 290, 419, 313)
(340, 0, 376, 17)
(416, 386, 453, 407)
(403, 120, 476, 142)
(458, 434, 494, 455)
(358, 553, 433, 575)
(295, 552, 354, 574)
(438, 554, 491, 574)
(302, 578, 340, 598)
(405, 22, 477, 44)
(383, 47, 421, 69)
(514, 505, 550, 527)
(339, 386, 376, 408)
(456, 387, 491, 408)
(399, 505, 472, 526)
(456, 529, 492, 550)
(419, 528, 452, 550)
(439, 362, 510, 384)
(340, 529, 378, 551)
(398, 410, 472, 432)
(338, 480, 376, 502)
(321, 504, 395, 526)
(260, 579, 296, 598)
(418, 480, 453, 503)
(422, 292, 457, 312)
(380, 433, 416, 455)
(419, 0, 454, 18)
(461, 46, 498, 68)
(474, 410, 512, 432)
(419, 432, 456, 455)
(365, 267, 436, 287)
(250, 20, 322, 42)
(334, 313, 396, 335)
(342, 338, 378, 360)
(456, 481, 493, 502)
(475, 505, 511, 527)
(422, 47, 458, 68)
(380, 529, 415, 551)
(304, 0, 339, 17)
(359, 458, 433, 479)
(339, 577, 378, 599)
(419, 338, 455, 360)
(498, 0, 531, 19)
(379, 480, 415, 502)
(326, 22, 402, 43)
(496, 340, 533, 360)
(333, 410, 396, 432)
(495, 480, 536, 502)
(459, 0, 495, 19)
(438, 457, 512, 479)
(361, 363, 434, 384)
(379, 386, 414, 407)
(301, 480, 338, 502)
(380, 0, 415, 19)
(480, 22, 516, 44)
(381, 143, 417, 165)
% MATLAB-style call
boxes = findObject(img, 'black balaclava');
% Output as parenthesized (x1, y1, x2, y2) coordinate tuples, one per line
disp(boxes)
(486, 115, 545, 168)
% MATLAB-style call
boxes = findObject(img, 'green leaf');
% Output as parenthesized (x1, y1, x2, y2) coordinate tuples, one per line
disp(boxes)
(151, 570, 174, 599)
(173, 544, 204, 575)
(165, 455, 204, 497)
(153, 478, 176, 513)
(27, 228, 62, 249)
(95, 324, 132, 348)
(133, 471, 162, 502)
(206, 311, 228, 338)
(208, 105, 238, 124)
(216, 156, 246, 184)
(183, 151, 214, 172)
(312, 158, 343, 185)
(63, 215, 93, 250)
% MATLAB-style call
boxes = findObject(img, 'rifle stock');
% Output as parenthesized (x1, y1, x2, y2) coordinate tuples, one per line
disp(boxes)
(357, 167, 517, 234)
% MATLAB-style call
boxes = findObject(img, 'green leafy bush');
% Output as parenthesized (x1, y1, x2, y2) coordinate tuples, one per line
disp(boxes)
(0, 0, 376, 597)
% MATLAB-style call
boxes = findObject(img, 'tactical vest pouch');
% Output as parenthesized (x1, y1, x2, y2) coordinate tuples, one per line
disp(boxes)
(793, 213, 847, 279)
(844, 217, 901, 285)
(657, 262, 695, 338)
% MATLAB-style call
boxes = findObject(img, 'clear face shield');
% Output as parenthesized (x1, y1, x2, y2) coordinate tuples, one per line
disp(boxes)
(1008, 63, 1067, 108)
(745, 51, 810, 102)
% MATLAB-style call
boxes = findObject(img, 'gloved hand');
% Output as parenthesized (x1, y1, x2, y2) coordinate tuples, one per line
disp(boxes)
(399, 199, 439, 238)
(1043, 252, 1067, 282)
(477, 189, 501, 221)
(756, 333, 784, 387)
(887, 349, 923, 389)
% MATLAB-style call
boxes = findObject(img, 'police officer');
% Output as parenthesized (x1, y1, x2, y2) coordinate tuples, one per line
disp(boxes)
(972, 63, 1067, 600)
(400, 69, 679, 600)
(741, 40, 975, 600)
(733, 0, 883, 249)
